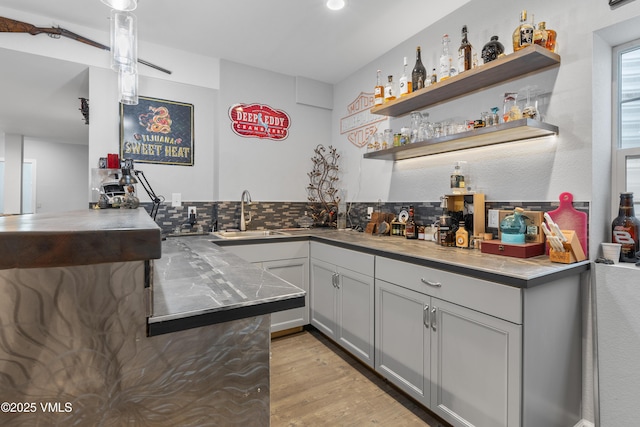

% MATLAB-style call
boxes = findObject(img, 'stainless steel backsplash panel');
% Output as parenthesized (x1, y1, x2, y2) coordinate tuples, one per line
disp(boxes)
(0, 262, 270, 426)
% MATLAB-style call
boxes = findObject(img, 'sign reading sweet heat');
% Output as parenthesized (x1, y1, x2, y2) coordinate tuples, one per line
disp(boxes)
(340, 92, 387, 148)
(229, 103, 291, 140)
(120, 96, 194, 166)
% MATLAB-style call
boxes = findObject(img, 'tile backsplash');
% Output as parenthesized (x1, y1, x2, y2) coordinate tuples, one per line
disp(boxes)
(141, 198, 589, 240)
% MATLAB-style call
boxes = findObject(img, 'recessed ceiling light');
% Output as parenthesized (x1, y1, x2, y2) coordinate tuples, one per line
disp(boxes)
(100, 0, 137, 11)
(326, 0, 345, 11)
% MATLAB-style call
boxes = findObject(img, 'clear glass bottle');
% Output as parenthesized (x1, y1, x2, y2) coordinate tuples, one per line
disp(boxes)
(411, 47, 427, 91)
(457, 25, 473, 74)
(612, 192, 640, 262)
(384, 75, 396, 102)
(410, 111, 423, 143)
(400, 57, 411, 97)
(374, 69, 384, 106)
(439, 34, 455, 81)
(512, 10, 534, 52)
(430, 68, 438, 85)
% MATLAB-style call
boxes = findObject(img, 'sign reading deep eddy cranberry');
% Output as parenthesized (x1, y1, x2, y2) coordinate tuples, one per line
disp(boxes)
(340, 92, 387, 148)
(229, 103, 291, 140)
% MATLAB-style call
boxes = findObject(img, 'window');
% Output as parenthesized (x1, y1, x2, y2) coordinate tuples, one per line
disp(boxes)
(613, 40, 640, 218)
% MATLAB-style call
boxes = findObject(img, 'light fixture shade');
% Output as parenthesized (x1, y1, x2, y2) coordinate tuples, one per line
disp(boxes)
(101, 0, 137, 11)
(110, 9, 138, 73)
(118, 67, 138, 105)
(326, 0, 345, 10)
(118, 168, 139, 185)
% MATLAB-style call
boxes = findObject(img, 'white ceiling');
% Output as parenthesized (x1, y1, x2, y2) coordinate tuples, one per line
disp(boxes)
(0, 0, 469, 144)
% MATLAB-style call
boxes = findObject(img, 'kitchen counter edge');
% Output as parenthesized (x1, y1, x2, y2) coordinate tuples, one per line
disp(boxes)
(212, 230, 591, 288)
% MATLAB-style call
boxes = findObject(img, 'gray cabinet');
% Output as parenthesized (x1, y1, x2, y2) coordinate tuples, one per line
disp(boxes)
(376, 255, 582, 427)
(376, 276, 521, 427)
(310, 242, 375, 367)
(376, 256, 522, 427)
(223, 242, 309, 333)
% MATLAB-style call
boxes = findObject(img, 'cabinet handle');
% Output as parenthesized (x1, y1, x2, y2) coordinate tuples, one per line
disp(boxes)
(335, 273, 340, 289)
(421, 278, 442, 288)
(431, 307, 437, 331)
(332, 272, 339, 288)
(423, 304, 430, 327)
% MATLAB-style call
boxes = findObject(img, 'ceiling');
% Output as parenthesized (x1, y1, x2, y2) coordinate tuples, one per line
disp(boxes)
(0, 0, 469, 144)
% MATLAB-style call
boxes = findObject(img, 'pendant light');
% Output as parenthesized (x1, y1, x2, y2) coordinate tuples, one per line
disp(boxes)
(110, 10, 137, 73)
(118, 67, 138, 105)
(101, 0, 137, 11)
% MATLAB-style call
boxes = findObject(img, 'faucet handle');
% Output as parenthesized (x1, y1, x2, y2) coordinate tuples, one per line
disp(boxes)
(246, 212, 252, 224)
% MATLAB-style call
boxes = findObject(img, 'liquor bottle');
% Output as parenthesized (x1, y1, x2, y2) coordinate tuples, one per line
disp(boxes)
(612, 192, 640, 262)
(439, 34, 455, 81)
(512, 10, 534, 52)
(430, 68, 437, 85)
(405, 206, 418, 239)
(374, 69, 384, 106)
(534, 21, 548, 48)
(399, 57, 411, 97)
(411, 47, 426, 91)
(457, 25, 473, 74)
(544, 23, 557, 52)
(456, 224, 469, 248)
(384, 75, 396, 102)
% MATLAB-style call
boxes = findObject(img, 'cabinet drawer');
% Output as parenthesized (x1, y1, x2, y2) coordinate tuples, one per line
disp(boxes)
(376, 256, 521, 324)
(224, 241, 308, 263)
(310, 242, 374, 277)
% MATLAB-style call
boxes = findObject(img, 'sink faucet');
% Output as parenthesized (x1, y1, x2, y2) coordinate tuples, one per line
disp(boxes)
(240, 190, 252, 231)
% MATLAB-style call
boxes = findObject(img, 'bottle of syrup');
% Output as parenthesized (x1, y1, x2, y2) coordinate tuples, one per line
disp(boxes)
(612, 192, 640, 262)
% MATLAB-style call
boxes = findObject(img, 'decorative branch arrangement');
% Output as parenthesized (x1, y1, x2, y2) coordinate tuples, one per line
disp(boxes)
(307, 144, 340, 227)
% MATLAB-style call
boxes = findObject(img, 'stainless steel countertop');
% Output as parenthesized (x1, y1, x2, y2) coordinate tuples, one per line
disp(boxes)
(148, 236, 305, 335)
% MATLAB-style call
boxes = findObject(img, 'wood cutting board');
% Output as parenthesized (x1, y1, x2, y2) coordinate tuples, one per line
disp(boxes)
(546, 192, 588, 257)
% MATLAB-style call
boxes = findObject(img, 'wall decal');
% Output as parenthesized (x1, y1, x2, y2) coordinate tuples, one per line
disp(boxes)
(229, 103, 291, 140)
(340, 92, 387, 148)
(120, 96, 194, 166)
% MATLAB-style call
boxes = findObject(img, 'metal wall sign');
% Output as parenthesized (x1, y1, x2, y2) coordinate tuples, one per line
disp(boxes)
(340, 92, 387, 148)
(120, 96, 194, 166)
(228, 103, 291, 140)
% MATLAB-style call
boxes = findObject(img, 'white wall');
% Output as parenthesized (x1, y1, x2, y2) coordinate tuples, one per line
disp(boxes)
(217, 60, 332, 201)
(88, 67, 217, 203)
(23, 138, 89, 213)
(332, 0, 640, 212)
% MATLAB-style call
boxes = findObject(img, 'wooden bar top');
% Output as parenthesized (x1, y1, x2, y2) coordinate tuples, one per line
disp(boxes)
(0, 208, 162, 270)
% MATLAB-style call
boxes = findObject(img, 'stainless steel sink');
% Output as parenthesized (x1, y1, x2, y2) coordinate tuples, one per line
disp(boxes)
(210, 230, 291, 239)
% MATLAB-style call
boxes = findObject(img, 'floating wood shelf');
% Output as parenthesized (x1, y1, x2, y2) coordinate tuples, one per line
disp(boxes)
(370, 45, 561, 118)
(363, 119, 559, 161)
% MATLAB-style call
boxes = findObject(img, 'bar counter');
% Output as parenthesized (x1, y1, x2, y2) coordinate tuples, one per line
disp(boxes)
(0, 209, 301, 426)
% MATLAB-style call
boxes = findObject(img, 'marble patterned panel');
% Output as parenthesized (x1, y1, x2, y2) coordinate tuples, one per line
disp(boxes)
(0, 262, 270, 426)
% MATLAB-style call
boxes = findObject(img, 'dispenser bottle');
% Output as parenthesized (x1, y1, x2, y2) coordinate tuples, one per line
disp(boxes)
(450, 162, 466, 194)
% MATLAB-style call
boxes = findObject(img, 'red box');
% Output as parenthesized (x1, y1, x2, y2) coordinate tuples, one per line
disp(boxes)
(480, 240, 546, 259)
(107, 153, 120, 169)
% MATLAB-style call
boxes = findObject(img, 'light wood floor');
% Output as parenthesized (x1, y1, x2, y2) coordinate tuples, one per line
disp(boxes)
(270, 328, 451, 427)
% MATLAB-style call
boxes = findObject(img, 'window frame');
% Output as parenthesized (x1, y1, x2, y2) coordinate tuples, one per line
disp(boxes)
(612, 39, 640, 218)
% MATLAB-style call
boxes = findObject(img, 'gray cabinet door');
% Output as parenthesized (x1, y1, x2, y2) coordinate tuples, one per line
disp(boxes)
(375, 279, 430, 407)
(310, 258, 338, 339)
(430, 298, 521, 427)
(336, 267, 374, 367)
(263, 258, 309, 332)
